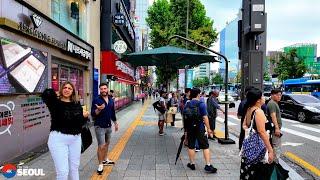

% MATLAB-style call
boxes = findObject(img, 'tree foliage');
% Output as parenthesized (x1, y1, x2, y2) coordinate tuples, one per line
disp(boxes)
(146, 0, 218, 88)
(211, 74, 223, 84)
(273, 49, 307, 81)
(264, 71, 271, 81)
(192, 77, 209, 88)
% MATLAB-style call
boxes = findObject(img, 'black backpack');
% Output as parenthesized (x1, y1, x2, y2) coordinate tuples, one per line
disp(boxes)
(183, 101, 202, 130)
(153, 100, 166, 114)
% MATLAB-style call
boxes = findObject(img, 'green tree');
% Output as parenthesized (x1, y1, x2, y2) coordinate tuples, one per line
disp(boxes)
(264, 71, 271, 81)
(146, 0, 218, 88)
(203, 77, 210, 86)
(236, 71, 241, 84)
(211, 74, 223, 84)
(274, 49, 307, 81)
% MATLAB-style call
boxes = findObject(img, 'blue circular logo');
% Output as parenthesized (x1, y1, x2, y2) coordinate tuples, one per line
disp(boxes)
(1, 164, 17, 178)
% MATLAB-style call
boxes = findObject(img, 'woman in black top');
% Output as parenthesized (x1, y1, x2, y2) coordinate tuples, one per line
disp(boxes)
(41, 81, 89, 180)
(240, 88, 274, 180)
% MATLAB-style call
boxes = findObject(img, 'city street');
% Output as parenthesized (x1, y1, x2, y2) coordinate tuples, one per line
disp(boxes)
(220, 101, 320, 179)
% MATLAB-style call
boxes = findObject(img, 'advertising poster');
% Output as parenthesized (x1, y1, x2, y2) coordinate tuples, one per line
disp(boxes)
(0, 38, 48, 94)
(187, 69, 193, 88)
(178, 69, 185, 89)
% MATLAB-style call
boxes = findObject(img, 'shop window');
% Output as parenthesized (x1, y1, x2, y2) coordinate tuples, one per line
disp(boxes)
(52, 64, 59, 91)
(51, 63, 84, 103)
(51, 0, 87, 40)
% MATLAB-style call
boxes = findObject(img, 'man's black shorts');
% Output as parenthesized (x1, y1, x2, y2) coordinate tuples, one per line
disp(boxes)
(186, 128, 209, 149)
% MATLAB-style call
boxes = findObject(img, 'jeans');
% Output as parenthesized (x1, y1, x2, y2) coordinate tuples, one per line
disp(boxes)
(48, 131, 81, 180)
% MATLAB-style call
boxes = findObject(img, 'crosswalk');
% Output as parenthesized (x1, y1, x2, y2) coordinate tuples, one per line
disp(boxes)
(222, 114, 320, 144)
(145, 111, 320, 144)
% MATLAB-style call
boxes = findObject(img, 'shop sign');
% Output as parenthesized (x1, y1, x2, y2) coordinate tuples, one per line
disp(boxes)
(18, 22, 66, 50)
(114, 40, 127, 54)
(115, 2, 134, 40)
(113, 13, 126, 26)
(115, 61, 134, 78)
(67, 40, 91, 60)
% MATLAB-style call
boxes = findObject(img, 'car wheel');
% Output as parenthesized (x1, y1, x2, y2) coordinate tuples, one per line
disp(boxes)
(297, 111, 306, 122)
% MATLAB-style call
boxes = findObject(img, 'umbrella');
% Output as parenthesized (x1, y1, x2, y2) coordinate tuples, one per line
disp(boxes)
(175, 134, 185, 165)
(121, 46, 219, 68)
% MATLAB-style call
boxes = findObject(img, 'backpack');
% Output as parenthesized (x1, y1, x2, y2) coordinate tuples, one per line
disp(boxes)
(153, 100, 166, 114)
(183, 101, 202, 130)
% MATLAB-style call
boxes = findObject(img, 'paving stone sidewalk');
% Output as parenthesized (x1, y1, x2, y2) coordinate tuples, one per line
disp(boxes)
(5, 98, 301, 180)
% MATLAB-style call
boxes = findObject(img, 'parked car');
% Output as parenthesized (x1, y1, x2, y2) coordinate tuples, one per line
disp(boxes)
(217, 92, 235, 108)
(279, 94, 320, 122)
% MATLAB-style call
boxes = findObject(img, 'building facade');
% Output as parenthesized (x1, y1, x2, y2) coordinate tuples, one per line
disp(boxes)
(0, 0, 99, 163)
(100, 0, 140, 108)
(284, 44, 319, 75)
(194, 63, 210, 79)
(219, 18, 239, 82)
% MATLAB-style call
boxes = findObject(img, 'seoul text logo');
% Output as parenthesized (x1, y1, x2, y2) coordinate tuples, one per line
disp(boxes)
(1, 164, 45, 178)
(1, 164, 17, 178)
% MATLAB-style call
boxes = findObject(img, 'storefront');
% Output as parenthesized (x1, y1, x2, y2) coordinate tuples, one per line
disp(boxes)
(100, 0, 137, 109)
(0, 0, 94, 163)
(101, 51, 136, 109)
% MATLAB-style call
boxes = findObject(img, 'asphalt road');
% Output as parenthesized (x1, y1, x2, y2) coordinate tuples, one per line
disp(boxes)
(218, 101, 320, 179)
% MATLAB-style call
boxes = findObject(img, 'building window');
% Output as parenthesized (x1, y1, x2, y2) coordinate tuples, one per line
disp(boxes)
(51, 0, 87, 40)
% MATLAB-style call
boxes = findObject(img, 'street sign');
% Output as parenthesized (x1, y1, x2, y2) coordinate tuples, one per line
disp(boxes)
(114, 40, 127, 54)
(113, 13, 126, 26)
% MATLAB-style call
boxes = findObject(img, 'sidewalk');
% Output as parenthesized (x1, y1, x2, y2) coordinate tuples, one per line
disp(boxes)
(7, 98, 302, 180)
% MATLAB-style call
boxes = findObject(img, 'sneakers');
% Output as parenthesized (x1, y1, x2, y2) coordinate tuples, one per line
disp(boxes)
(159, 132, 165, 136)
(187, 163, 195, 170)
(204, 165, 217, 173)
(102, 159, 115, 166)
(195, 148, 200, 152)
(97, 164, 103, 175)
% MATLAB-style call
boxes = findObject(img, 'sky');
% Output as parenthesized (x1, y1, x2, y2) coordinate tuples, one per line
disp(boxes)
(200, 0, 320, 55)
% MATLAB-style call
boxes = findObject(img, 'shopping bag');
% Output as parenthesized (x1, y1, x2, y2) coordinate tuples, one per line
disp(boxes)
(81, 123, 92, 153)
(166, 113, 173, 123)
(168, 107, 177, 114)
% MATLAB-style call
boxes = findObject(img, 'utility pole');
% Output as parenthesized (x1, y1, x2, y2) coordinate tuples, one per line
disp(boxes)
(184, 0, 190, 89)
(239, 0, 266, 98)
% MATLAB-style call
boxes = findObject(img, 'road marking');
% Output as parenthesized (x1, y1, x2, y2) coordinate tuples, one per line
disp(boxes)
(91, 99, 150, 180)
(282, 127, 320, 143)
(282, 142, 303, 147)
(216, 117, 237, 126)
(292, 124, 320, 134)
(228, 115, 240, 121)
(282, 118, 300, 124)
(284, 151, 320, 177)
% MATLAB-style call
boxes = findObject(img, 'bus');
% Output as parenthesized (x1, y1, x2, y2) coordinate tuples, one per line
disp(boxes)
(283, 78, 320, 99)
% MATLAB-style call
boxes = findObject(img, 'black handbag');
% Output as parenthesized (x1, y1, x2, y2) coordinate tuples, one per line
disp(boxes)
(81, 123, 92, 153)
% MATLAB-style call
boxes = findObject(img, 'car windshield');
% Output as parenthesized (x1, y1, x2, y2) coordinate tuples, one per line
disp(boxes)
(290, 95, 320, 104)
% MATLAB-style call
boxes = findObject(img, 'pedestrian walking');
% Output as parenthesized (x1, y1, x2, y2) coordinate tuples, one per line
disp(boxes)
(41, 81, 89, 180)
(240, 87, 274, 179)
(141, 92, 145, 105)
(91, 83, 118, 175)
(206, 90, 224, 140)
(169, 93, 179, 126)
(109, 90, 115, 101)
(183, 88, 217, 173)
(267, 89, 283, 164)
(154, 91, 167, 135)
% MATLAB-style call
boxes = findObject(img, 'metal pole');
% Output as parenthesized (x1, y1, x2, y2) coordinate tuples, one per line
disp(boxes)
(167, 35, 235, 144)
(185, 0, 189, 90)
